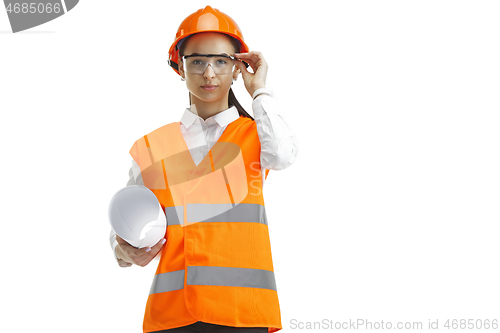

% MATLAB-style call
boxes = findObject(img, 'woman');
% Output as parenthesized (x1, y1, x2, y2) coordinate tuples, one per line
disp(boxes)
(110, 6, 299, 333)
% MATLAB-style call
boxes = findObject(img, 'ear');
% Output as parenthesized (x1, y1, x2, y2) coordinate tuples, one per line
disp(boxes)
(178, 61, 186, 79)
(233, 68, 240, 80)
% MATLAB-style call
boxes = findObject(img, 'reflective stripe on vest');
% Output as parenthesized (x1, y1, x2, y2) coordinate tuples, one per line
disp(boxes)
(150, 266, 277, 295)
(165, 203, 268, 226)
(187, 266, 277, 291)
(149, 269, 185, 294)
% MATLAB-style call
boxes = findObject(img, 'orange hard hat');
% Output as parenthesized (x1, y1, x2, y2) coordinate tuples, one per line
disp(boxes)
(168, 5, 250, 76)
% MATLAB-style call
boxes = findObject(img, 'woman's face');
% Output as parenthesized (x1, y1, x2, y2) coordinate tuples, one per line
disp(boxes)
(179, 32, 240, 105)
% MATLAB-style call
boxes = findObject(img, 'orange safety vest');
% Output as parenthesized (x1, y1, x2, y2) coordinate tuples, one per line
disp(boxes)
(129, 115, 282, 333)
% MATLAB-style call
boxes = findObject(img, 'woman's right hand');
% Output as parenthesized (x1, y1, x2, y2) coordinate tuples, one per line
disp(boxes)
(115, 235, 166, 267)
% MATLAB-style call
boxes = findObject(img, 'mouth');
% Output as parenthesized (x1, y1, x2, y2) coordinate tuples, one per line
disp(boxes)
(201, 84, 218, 91)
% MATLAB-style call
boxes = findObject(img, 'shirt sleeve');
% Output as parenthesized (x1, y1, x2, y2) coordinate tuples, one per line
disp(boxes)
(109, 228, 122, 265)
(252, 89, 300, 172)
(129, 159, 144, 186)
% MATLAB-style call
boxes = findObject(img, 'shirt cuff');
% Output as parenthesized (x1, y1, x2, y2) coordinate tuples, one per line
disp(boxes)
(252, 92, 273, 119)
(252, 88, 273, 100)
(131, 160, 141, 184)
(110, 229, 122, 264)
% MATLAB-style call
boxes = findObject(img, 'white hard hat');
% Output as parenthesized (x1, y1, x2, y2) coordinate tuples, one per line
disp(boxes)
(108, 185, 167, 248)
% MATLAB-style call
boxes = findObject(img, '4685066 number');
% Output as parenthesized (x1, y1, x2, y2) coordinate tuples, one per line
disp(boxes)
(444, 319, 498, 330)
(6, 2, 62, 14)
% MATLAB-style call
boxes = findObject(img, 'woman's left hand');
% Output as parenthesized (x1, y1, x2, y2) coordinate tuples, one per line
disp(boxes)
(234, 51, 268, 97)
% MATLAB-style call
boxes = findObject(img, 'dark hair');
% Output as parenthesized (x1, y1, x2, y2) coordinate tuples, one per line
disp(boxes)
(178, 33, 254, 121)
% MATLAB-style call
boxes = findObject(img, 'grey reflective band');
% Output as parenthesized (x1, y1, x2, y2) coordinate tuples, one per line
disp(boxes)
(187, 203, 268, 224)
(149, 266, 277, 295)
(165, 203, 268, 226)
(149, 269, 185, 295)
(187, 266, 277, 291)
(164, 206, 184, 226)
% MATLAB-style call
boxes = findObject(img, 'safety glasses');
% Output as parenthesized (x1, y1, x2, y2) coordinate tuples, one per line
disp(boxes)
(181, 54, 249, 75)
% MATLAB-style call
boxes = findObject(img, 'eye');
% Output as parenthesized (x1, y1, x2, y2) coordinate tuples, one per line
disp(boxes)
(192, 60, 203, 65)
(216, 59, 227, 65)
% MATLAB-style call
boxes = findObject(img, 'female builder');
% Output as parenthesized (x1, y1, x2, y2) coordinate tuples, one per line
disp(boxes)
(109, 6, 299, 333)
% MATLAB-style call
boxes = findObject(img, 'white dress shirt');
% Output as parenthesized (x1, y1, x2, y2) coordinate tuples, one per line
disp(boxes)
(110, 89, 299, 264)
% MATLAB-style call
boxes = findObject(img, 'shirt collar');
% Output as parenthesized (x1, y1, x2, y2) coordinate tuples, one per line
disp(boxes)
(181, 105, 239, 129)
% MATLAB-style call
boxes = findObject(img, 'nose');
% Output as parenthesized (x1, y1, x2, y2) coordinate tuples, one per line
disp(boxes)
(203, 63, 216, 80)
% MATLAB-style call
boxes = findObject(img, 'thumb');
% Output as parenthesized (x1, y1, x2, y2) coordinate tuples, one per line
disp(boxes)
(149, 237, 166, 254)
(154, 237, 166, 250)
(235, 60, 251, 79)
(116, 235, 127, 245)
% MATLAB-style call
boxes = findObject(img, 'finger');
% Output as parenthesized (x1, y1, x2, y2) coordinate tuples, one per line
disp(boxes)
(239, 60, 251, 71)
(153, 238, 166, 251)
(239, 60, 257, 74)
(118, 258, 132, 267)
(235, 54, 257, 66)
(235, 51, 262, 60)
(235, 60, 249, 74)
(235, 61, 254, 80)
(236, 54, 266, 74)
(143, 238, 165, 255)
(237, 57, 257, 70)
(235, 52, 265, 66)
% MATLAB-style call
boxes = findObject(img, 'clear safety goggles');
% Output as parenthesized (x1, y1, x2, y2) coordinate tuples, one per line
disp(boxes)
(181, 54, 249, 75)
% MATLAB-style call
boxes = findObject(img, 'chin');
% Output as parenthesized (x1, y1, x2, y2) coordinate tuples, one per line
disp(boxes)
(198, 88, 230, 100)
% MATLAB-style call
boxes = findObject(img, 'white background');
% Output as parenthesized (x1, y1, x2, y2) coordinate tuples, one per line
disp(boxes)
(1, 1, 499, 332)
